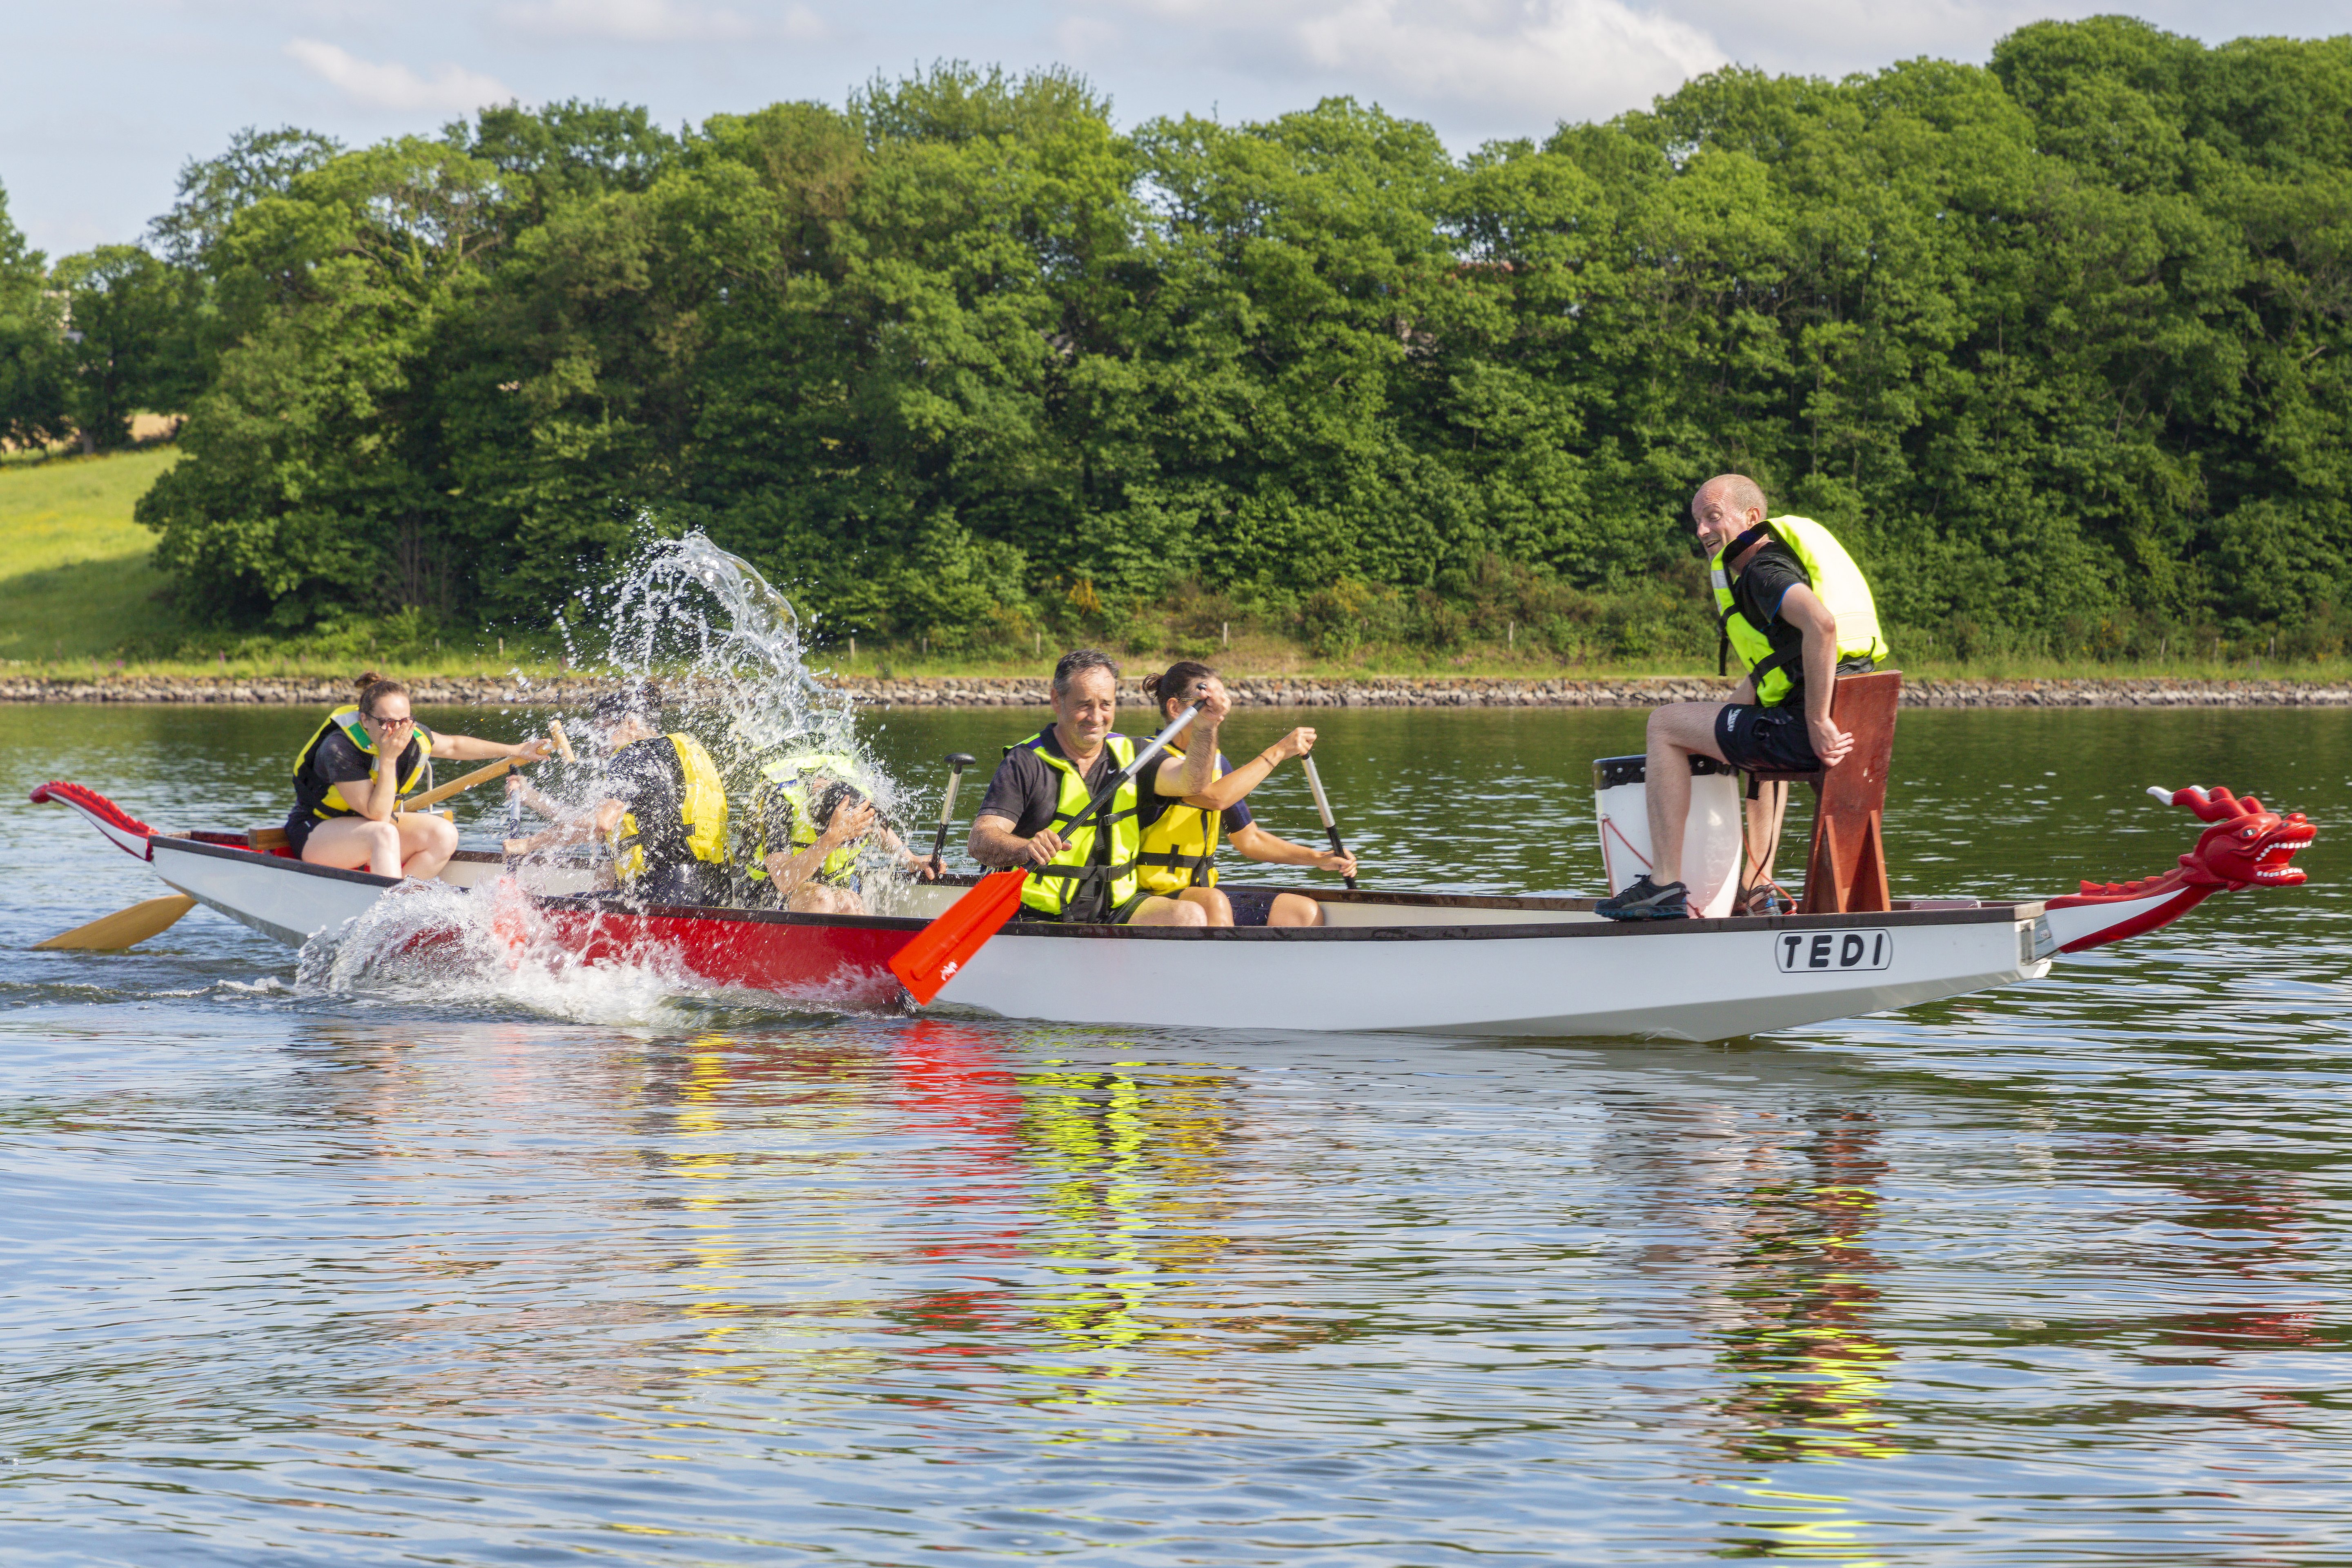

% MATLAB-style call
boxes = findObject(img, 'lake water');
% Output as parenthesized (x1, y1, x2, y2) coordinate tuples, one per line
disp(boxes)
(4, 701, 2349, 1566)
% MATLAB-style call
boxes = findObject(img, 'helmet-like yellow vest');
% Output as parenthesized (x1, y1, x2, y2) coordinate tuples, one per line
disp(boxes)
(1711, 515, 1889, 708)
(1014, 731, 1142, 919)
(291, 704, 436, 820)
(740, 751, 866, 888)
(612, 733, 730, 884)
(1134, 745, 1223, 895)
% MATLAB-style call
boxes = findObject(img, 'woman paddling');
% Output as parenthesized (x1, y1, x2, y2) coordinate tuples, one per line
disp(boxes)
(288, 673, 548, 880)
(1133, 660, 1357, 927)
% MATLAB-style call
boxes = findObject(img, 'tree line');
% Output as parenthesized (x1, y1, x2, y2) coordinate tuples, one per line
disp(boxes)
(2, 15, 2346, 664)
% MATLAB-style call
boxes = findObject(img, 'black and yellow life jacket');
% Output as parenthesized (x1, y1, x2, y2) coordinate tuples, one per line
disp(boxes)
(1134, 745, 1224, 896)
(1711, 515, 1889, 707)
(739, 750, 865, 889)
(290, 704, 435, 821)
(611, 733, 730, 885)
(1013, 731, 1141, 920)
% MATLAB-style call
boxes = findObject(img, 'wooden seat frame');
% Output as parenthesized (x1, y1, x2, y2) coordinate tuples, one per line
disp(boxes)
(1745, 669, 1902, 915)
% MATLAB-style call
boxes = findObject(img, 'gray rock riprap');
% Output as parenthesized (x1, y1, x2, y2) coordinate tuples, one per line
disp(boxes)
(2, 674, 2346, 708)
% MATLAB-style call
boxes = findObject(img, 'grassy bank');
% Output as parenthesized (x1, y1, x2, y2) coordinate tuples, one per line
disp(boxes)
(6, 450, 2348, 687)
(0, 448, 184, 663)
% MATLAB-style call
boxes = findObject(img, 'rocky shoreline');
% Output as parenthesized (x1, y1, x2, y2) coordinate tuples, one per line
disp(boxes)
(3, 673, 2347, 708)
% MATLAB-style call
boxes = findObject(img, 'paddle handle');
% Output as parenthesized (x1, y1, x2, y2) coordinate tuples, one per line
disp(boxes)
(549, 720, 576, 763)
(1300, 755, 1355, 889)
(927, 753, 976, 873)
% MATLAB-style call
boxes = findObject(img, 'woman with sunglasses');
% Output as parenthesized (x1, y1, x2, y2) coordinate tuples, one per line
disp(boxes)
(286, 672, 548, 879)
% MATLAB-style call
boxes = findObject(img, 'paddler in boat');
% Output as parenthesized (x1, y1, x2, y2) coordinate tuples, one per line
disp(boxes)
(739, 749, 939, 915)
(287, 673, 551, 880)
(504, 684, 734, 904)
(966, 648, 1233, 928)
(1595, 473, 1889, 921)
(1132, 659, 1358, 926)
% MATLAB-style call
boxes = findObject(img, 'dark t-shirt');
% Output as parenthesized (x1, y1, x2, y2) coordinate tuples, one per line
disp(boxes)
(1731, 542, 1814, 707)
(608, 736, 690, 869)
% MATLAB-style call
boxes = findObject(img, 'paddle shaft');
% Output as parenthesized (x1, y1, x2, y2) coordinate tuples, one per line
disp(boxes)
(402, 723, 564, 812)
(1299, 755, 1356, 889)
(1046, 703, 1200, 860)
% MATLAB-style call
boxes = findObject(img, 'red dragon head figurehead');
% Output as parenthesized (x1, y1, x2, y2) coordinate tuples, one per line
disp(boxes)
(2161, 786, 2314, 890)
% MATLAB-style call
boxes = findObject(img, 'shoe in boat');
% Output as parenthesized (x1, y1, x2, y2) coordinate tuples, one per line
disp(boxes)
(1737, 883, 1793, 916)
(1595, 874, 1690, 921)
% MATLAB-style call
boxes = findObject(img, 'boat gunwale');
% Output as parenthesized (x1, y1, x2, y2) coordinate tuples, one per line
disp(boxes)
(153, 835, 2045, 942)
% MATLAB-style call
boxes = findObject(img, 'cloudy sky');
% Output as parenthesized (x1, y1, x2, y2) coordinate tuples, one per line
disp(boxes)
(2, 0, 2340, 256)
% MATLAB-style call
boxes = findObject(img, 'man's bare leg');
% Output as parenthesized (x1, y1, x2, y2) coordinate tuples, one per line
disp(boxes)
(1176, 887, 1232, 926)
(1128, 895, 1209, 928)
(1642, 702, 1731, 886)
(1745, 780, 1788, 891)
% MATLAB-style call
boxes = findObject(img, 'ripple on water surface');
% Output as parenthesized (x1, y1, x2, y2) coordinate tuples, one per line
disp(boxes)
(3, 702, 2350, 1565)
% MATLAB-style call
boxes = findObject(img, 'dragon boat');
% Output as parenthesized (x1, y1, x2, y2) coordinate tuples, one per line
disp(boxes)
(27, 758, 2313, 1041)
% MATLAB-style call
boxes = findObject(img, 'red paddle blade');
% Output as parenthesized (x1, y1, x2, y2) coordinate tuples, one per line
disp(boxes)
(890, 869, 1028, 1005)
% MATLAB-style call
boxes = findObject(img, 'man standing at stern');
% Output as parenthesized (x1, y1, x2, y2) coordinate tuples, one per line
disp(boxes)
(967, 649, 1232, 927)
(1596, 474, 1889, 921)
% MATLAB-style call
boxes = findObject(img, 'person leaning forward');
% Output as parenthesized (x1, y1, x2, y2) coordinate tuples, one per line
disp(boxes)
(506, 684, 732, 905)
(1596, 474, 1889, 922)
(287, 672, 550, 880)
(966, 648, 1232, 928)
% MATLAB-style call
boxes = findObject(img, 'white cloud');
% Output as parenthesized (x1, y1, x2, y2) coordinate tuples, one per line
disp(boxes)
(1093, 0, 1726, 137)
(497, 0, 821, 44)
(285, 39, 518, 113)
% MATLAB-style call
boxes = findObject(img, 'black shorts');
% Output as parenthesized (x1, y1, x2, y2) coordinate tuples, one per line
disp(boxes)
(282, 815, 316, 855)
(1221, 887, 1280, 927)
(1716, 703, 1821, 773)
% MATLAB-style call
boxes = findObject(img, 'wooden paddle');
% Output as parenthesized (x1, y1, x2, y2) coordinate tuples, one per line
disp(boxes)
(1299, 754, 1357, 890)
(890, 704, 1203, 1005)
(401, 722, 567, 811)
(34, 894, 198, 951)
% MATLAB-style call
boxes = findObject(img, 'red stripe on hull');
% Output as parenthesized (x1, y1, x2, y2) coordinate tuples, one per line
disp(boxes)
(535, 905, 917, 1009)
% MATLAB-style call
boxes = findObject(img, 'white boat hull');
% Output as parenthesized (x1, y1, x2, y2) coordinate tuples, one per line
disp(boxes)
(930, 899, 2053, 1040)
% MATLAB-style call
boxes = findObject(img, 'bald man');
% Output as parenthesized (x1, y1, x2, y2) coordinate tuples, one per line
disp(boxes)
(1596, 474, 1888, 921)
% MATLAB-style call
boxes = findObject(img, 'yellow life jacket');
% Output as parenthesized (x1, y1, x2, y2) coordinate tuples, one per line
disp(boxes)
(739, 751, 866, 889)
(291, 704, 436, 820)
(611, 733, 729, 884)
(1134, 745, 1225, 895)
(1014, 731, 1142, 920)
(1711, 515, 1889, 707)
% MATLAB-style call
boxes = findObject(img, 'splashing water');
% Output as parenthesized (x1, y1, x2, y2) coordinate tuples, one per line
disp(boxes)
(296, 876, 879, 1029)
(531, 531, 927, 914)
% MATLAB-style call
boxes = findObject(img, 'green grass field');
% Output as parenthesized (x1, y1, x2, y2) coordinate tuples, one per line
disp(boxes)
(2, 448, 2343, 684)
(0, 448, 183, 663)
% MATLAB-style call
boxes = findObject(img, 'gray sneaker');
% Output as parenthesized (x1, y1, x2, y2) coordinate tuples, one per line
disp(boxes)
(1595, 874, 1691, 921)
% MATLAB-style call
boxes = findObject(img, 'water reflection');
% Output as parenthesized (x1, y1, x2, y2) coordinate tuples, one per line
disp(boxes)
(7, 702, 2352, 1565)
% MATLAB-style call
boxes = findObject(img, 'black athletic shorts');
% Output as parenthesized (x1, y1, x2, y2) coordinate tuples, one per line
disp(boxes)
(1716, 703, 1822, 774)
(1222, 887, 1280, 927)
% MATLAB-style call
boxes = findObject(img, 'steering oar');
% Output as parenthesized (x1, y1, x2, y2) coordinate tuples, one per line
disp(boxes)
(890, 703, 1202, 1005)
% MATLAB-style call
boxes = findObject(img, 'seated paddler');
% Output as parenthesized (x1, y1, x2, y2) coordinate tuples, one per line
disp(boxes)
(288, 672, 549, 880)
(505, 684, 732, 904)
(966, 648, 1231, 928)
(1132, 659, 1357, 927)
(739, 748, 938, 915)
(1596, 473, 1889, 922)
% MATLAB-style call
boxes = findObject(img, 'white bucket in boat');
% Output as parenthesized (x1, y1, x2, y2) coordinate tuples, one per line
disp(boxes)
(1592, 755, 1743, 918)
